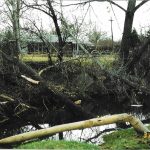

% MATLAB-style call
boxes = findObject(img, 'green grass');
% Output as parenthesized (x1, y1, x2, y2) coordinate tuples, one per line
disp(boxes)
(20, 54, 50, 62)
(15, 125, 150, 149)
(20, 53, 118, 69)
(20, 54, 73, 63)
(100, 126, 150, 150)
(15, 140, 100, 149)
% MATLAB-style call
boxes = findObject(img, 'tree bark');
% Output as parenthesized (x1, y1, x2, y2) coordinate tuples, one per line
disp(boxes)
(11, 0, 21, 58)
(120, 0, 136, 64)
(2, 0, 21, 75)
(0, 113, 149, 145)
(24, 0, 65, 62)
(47, 0, 64, 62)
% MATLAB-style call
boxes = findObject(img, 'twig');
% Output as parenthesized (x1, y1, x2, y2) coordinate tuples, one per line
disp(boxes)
(85, 128, 116, 142)
(0, 94, 14, 102)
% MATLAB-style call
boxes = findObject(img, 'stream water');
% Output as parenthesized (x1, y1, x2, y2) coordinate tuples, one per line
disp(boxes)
(49, 113, 148, 145)
(24, 111, 149, 145)
(55, 124, 116, 145)
(37, 123, 116, 145)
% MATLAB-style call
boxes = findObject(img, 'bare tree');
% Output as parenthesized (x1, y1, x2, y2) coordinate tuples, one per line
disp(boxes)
(69, 0, 149, 64)
(101, 0, 148, 64)
(23, 0, 65, 62)
(88, 27, 107, 50)
(5, 0, 22, 58)
(22, 18, 54, 65)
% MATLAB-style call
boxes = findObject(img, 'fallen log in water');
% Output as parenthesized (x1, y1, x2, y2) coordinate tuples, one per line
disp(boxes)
(0, 113, 149, 145)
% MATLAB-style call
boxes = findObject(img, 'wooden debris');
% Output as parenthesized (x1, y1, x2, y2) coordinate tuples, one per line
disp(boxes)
(0, 113, 149, 145)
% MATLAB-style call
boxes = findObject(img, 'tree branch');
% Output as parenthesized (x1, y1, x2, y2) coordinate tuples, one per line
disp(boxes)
(133, 0, 149, 13)
(22, 2, 52, 17)
(120, 76, 150, 95)
(21, 75, 40, 85)
(84, 128, 116, 143)
(61, 0, 94, 7)
(0, 50, 93, 122)
(105, 0, 126, 12)
(0, 94, 14, 102)
(62, 0, 126, 12)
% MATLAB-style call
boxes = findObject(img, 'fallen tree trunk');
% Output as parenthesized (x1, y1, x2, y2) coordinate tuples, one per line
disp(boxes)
(0, 50, 93, 120)
(0, 113, 149, 145)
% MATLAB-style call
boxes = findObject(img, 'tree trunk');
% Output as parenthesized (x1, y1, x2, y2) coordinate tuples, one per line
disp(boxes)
(0, 113, 149, 145)
(1, 50, 93, 120)
(120, 0, 136, 64)
(0, 51, 3, 73)
(47, 0, 64, 62)
(12, 0, 21, 59)
(2, 0, 21, 75)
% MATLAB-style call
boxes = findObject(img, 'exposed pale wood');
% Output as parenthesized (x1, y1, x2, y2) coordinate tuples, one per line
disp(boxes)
(0, 50, 92, 124)
(0, 113, 149, 145)
(21, 75, 40, 85)
(0, 94, 14, 102)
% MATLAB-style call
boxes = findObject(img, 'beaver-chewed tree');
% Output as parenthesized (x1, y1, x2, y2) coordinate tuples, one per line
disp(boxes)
(0, 0, 150, 144)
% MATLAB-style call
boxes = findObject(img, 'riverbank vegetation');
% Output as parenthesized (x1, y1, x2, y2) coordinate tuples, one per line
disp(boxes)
(0, 0, 150, 149)
(100, 125, 150, 149)
(20, 53, 118, 69)
(15, 125, 150, 149)
(16, 140, 99, 149)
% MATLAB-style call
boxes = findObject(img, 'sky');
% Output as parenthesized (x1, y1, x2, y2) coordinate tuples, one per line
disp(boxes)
(58, 0, 150, 41)
(0, 0, 150, 41)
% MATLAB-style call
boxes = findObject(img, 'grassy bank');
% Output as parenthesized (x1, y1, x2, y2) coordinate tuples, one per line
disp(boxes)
(16, 140, 99, 149)
(15, 126, 150, 149)
(100, 126, 150, 149)
(20, 53, 118, 69)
